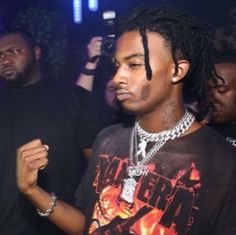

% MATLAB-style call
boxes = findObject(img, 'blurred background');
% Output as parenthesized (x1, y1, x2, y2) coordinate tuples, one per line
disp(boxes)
(0, 0, 235, 80)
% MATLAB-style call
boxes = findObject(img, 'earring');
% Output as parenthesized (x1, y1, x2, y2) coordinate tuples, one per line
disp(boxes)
(172, 76, 178, 83)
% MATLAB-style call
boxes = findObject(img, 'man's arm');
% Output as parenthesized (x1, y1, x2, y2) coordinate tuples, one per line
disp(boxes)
(16, 139, 85, 235)
(76, 36, 102, 90)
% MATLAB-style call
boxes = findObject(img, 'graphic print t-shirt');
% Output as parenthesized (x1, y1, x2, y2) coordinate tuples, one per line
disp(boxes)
(76, 124, 236, 235)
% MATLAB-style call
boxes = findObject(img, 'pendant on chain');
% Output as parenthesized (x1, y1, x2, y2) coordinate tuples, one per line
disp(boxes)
(120, 177, 137, 204)
(120, 164, 149, 204)
(136, 139, 147, 159)
(128, 163, 149, 177)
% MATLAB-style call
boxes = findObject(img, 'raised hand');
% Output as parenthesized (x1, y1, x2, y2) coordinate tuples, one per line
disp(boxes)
(16, 139, 49, 195)
(87, 36, 103, 60)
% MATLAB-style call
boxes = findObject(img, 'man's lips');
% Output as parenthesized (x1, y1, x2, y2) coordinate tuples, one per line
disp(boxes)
(211, 107, 222, 117)
(116, 89, 132, 101)
(2, 66, 14, 73)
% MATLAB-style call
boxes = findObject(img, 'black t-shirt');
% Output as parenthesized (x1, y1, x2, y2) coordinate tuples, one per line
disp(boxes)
(209, 123, 236, 147)
(0, 77, 104, 235)
(76, 124, 236, 235)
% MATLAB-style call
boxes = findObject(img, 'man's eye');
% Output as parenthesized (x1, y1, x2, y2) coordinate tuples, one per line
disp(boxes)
(129, 63, 143, 69)
(8, 48, 21, 56)
(217, 86, 229, 93)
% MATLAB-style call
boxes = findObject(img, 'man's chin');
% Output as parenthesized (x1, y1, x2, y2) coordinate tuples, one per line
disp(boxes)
(211, 115, 228, 124)
(5, 76, 27, 88)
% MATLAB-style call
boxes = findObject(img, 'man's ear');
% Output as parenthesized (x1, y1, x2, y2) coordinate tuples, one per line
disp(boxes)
(171, 60, 190, 84)
(33, 46, 41, 61)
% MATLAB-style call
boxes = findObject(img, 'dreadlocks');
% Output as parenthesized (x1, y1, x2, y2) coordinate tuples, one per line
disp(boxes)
(118, 4, 215, 101)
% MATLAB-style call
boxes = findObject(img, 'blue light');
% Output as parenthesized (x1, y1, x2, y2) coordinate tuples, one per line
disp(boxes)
(88, 0, 98, 12)
(73, 0, 82, 23)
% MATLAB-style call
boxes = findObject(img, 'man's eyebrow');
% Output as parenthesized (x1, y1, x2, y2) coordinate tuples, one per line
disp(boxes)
(113, 53, 144, 63)
(124, 53, 144, 60)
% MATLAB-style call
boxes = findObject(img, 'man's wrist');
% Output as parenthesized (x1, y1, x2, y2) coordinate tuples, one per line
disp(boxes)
(88, 55, 100, 63)
(81, 67, 96, 76)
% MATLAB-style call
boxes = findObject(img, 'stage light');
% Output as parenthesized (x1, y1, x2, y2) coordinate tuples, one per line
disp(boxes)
(88, 0, 98, 12)
(73, 0, 82, 23)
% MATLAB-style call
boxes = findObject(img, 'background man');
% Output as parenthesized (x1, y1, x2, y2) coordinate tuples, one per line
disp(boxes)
(207, 49, 236, 147)
(0, 29, 103, 235)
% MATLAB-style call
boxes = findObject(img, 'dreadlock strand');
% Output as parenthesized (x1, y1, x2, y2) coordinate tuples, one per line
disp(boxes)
(139, 28, 153, 80)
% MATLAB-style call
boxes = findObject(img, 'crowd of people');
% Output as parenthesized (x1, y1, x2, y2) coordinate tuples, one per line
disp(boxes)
(0, 3, 236, 235)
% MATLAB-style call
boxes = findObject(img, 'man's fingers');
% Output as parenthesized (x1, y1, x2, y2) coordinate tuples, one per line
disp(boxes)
(17, 139, 43, 155)
(20, 145, 49, 159)
(27, 157, 49, 172)
(20, 150, 49, 172)
(90, 36, 102, 43)
(17, 140, 49, 172)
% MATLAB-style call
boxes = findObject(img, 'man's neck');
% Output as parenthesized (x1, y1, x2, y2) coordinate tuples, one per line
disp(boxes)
(137, 104, 186, 133)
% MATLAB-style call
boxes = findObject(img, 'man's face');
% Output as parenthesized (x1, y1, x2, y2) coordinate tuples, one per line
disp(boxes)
(207, 63, 236, 124)
(0, 33, 39, 87)
(105, 79, 121, 110)
(113, 31, 176, 115)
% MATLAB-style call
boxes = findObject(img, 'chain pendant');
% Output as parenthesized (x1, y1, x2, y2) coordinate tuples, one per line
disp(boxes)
(120, 177, 137, 204)
(136, 139, 147, 158)
(128, 163, 149, 177)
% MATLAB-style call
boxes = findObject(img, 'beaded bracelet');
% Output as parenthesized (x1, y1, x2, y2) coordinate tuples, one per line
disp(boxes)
(36, 192, 57, 217)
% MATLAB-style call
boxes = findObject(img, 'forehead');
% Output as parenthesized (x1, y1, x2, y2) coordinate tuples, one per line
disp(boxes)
(115, 31, 169, 60)
(214, 63, 236, 85)
(0, 33, 29, 49)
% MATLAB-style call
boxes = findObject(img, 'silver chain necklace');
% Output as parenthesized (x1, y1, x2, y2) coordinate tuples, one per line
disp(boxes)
(120, 110, 195, 204)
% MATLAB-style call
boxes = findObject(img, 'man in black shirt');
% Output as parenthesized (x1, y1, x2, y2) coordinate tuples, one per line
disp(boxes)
(207, 49, 236, 147)
(0, 29, 103, 235)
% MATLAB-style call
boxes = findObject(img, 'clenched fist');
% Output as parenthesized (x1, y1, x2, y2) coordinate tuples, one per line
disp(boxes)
(16, 139, 49, 195)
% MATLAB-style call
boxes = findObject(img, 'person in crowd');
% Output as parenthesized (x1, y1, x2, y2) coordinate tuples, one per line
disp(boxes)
(206, 49, 236, 147)
(77, 36, 125, 125)
(0, 29, 103, 235)
(16, 5, 236, 235)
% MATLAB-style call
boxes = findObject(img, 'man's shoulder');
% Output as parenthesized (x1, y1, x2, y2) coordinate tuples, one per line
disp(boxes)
(50, 78, 93, 97)
(209, 123, 236, 147)
(96, 123, 132, 143)
(197, 125, 236, 159)
(98, 123, 129, 136)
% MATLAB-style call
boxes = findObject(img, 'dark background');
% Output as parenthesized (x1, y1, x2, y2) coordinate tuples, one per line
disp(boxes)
(0, 0, 235, 80)
(1, 0, 235, 43)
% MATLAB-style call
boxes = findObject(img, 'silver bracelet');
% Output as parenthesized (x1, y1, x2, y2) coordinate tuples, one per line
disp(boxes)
(36, 192, 57, 217)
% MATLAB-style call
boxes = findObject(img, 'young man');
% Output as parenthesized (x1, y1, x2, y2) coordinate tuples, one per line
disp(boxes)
(0, 30, 103, 235)
(207, 49, 236, 147)
(16, 5, 236, 235)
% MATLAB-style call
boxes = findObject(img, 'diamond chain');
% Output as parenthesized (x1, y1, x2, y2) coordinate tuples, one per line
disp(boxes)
(132, 110, 195, 167)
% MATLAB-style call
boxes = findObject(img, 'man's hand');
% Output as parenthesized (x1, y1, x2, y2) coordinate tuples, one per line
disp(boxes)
(16, 139, 49, 195)
(87, 36, 102, 60)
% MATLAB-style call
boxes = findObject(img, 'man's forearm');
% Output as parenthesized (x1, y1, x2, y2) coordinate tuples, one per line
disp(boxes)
(24, 185, 85, 235)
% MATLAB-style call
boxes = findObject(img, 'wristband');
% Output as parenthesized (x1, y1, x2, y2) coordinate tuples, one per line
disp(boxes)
(82, 67, 96, 76)
(36, 192, 57, 217)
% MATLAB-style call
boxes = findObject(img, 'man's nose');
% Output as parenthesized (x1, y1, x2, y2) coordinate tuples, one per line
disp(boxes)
(113, 66, 128, 86)
(207, 88, 219, 104)
(0, 54, 12, 65)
